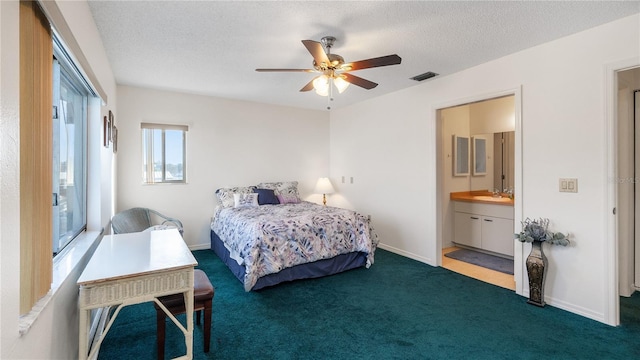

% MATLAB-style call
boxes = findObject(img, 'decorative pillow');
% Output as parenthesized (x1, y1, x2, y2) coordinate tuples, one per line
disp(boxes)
(215, 186, 256, 208)
(256, 181, 299, 196)
(277, 193, 300, 204)
(254, 188, 280, 205)
(234, 193, 259, 207)
(143, 225, 175, 232)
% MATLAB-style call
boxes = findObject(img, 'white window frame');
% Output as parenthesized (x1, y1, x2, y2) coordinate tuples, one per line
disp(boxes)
(141, 122, 188, 184)
(52, 33, 91, 256)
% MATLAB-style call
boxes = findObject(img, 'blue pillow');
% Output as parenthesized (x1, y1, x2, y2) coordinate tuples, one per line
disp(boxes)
(254, 188, 280, 205)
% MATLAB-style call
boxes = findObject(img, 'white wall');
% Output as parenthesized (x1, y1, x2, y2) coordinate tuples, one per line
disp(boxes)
(330, 14, 640, 324)
(116, 85, 330, 249)
(0, 1, 116, 358)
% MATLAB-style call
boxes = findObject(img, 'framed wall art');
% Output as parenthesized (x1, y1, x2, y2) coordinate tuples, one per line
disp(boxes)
(112, 126, 118, 153)
(103, 116, 109, 147)
(108, 110, 114, 144)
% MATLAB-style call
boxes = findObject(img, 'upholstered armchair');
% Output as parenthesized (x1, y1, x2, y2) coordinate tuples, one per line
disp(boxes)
(111, 207, 183, 236)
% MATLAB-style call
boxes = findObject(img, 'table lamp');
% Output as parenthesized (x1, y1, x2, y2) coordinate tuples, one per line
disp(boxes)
(314, 177, 335, 206)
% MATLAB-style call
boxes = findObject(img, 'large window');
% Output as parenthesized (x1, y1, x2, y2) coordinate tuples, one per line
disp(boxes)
(19, 0, 96, 314)
(52, 38, 89, 255)
(142, 123, 188, 184)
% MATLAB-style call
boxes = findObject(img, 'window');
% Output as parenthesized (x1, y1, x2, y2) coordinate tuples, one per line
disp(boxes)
(52, 37, 90, 255)
(20, 0, 98, 315)
(142, 123, 188, 184)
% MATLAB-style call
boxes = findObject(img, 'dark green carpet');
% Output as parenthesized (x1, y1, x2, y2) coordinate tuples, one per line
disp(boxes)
(97, 249, 640, 359)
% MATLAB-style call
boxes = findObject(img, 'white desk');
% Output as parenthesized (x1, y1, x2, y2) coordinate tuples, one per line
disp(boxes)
(78, 229, 197, 359)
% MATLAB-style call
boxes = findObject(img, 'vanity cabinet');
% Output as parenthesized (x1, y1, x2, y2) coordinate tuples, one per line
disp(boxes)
(454, 212, 482, 248)
(453, 201, 514, 257)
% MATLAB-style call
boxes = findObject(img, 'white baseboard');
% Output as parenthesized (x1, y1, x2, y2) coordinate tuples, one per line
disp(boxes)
(619, 283, 636, 297)
(188, 243, 211, 251)
(377, 243, 436, 266)
(543, 295, 606, 324)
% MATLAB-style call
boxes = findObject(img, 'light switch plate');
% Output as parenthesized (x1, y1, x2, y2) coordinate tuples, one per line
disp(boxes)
(559, 178, 578, 193)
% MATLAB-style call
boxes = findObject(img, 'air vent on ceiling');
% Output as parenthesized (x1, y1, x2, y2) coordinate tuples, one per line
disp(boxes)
(410, 71, 438, 81)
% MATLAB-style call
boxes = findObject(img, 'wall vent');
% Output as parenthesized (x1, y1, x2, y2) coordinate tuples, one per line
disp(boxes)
(410, 71, 438, 81)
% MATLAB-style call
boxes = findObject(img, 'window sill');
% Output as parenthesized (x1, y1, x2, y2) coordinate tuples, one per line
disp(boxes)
(19, 229, 103, 335)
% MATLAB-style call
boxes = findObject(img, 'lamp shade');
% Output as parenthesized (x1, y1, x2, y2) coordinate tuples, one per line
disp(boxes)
(314, 177, 335, 195)
(313, 75, 329, 96)
(333, 75, 350, 93)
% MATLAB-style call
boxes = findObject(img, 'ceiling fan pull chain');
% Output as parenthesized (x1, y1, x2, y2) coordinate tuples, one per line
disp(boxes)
(327, 79, 333, 110)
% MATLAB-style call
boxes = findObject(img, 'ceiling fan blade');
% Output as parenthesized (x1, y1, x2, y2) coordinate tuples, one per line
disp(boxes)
(300, 77, 318, 92)
(302, 40, 330, 67)
(256, 68, 315, 72)
(341, 73, 378, 90)
(342, 54, 402, 71)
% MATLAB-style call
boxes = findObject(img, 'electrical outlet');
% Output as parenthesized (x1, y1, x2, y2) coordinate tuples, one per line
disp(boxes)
(350, 177, 354, 184)
(559, 178, 578, 193)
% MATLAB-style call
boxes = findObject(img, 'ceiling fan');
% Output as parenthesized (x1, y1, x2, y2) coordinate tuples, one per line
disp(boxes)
(256, 36, 401, 98)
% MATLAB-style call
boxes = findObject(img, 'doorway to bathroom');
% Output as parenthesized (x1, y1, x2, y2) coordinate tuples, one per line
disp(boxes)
(436, 91, 522, 292)
(616, 66, 640, 299)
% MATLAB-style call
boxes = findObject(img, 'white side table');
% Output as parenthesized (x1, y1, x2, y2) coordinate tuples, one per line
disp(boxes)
(77, 229, 197, 359)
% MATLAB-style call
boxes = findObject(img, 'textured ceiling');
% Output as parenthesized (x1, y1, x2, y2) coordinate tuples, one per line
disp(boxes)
(87, 1, 640, 111)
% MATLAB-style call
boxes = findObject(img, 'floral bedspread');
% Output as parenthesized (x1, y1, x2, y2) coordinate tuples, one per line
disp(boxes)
(211, 201, 378, 291)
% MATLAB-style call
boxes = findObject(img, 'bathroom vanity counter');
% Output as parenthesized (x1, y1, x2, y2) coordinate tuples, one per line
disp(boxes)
(451, 191, 514, 257)
(450, 191, 514, 206)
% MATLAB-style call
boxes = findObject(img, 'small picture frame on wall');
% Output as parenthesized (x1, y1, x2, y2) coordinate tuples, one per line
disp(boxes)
(112, 126, 118, 153)
(103, 116, 109, 147)
(108, 110, 114, 144)
(453, 135, 470, 176)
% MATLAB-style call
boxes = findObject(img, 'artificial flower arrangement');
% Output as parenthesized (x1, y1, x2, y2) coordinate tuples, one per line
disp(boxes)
(515, 218, 570, 246)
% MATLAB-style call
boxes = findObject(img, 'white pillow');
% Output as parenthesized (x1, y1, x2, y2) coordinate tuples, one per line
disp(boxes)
(234, 193, 259, 208)
(216, 186, 256, 208)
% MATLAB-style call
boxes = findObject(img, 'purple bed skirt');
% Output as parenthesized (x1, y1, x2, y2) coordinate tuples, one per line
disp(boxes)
(210, 229, 368, 290)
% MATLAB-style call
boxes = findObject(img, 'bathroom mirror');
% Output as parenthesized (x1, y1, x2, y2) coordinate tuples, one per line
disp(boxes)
(494, 131, 515, 191)
(453, 135, 469, 176)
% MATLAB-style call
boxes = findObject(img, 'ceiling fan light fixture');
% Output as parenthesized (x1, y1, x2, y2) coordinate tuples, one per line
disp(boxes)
(313, 75, 330, 96)
(258, 36, 401, 104)
(315, 87, 329, 97)
(333, 75, 350, 93)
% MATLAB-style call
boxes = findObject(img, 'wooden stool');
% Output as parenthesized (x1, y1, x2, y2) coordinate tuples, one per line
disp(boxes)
(154, 269, 214, 360)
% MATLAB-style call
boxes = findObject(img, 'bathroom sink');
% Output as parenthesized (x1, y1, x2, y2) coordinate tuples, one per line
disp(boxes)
(472, 195, 512, 202)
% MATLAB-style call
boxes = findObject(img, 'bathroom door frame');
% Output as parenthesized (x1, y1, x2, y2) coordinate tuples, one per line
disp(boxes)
(605, 57, 640, 326)
(435, 86, 524, 295)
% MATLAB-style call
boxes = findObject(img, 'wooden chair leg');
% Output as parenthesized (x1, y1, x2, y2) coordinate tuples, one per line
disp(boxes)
(196, 309, 201, 326)
(156, 310, 166, 360)
(203, 299, 212, 353)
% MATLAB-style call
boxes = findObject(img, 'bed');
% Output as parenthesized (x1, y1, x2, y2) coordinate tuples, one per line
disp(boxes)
(210, 182, 378, 291)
